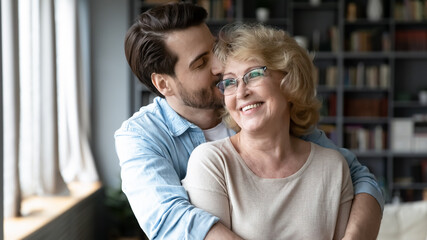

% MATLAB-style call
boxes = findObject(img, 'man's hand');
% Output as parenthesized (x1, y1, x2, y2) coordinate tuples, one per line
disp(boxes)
(205, 222, 243, 240)
(343, 193, 382, 240)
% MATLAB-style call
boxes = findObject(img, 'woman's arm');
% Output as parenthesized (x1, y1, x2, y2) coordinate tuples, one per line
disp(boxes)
(183, 145, 244, 240)
(182, 144, 233, 228)
(334, 200, 353, 240)
(334, 157, 354, 240)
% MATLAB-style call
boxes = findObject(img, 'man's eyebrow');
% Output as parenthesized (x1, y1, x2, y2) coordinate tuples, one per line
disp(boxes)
(189, 51, 209, 68)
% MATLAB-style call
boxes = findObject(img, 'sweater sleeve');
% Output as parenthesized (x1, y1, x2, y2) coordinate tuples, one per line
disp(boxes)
(334, 154, 354, 240)
(182, 143, 232, 228)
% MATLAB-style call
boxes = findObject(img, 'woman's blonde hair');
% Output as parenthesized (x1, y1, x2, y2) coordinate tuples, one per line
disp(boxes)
(215, 23, 321, 137)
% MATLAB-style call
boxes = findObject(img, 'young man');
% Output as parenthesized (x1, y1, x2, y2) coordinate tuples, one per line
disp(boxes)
(115, 2, 383, 239)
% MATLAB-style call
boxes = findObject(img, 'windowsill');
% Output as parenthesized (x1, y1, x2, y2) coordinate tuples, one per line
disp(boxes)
(4, 181, 102, 240)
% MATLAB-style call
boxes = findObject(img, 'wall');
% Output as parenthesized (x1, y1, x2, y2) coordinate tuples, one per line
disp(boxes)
(90, 0, 130, 189)
(1, 1, 4, 238)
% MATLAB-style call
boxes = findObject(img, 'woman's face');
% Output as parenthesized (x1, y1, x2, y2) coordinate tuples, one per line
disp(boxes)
(223, 58, 289, 133)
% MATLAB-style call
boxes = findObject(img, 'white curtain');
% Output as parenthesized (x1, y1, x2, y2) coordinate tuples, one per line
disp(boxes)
(2, 0, 98, 218)
(2, 0, 21, 218)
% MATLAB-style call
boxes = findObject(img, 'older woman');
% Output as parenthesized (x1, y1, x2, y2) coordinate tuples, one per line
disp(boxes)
(182, 23, 353, 240)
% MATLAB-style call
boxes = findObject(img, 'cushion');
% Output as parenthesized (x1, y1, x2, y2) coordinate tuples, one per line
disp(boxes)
(377, 201, 427, 240)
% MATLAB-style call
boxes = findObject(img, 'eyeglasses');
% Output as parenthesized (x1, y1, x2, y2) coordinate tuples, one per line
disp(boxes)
(216, 66, 267, 95)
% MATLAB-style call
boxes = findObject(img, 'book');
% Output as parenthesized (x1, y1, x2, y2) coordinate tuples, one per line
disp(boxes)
(414, 119, 427, 152)
(379, 64, 390, 88)
(326, 66, 338, 88)
(356, 62, 365, 88)
(391, 118, 413, 152)
(344, 125, 385, 151)
(421, 160, 427, 182)
(344, 97, 388, 117)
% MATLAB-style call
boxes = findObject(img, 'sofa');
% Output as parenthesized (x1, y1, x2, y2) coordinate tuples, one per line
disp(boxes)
(377, 201, 427, 240)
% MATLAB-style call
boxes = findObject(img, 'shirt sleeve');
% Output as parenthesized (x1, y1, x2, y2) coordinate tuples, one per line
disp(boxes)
(301, 128, 385, 212)
(115, 126, 219, 240)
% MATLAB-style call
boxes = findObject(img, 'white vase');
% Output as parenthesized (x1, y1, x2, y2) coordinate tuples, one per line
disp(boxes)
(256, 7, 269, 22)
(367, 0, 383, 21)
(419, 90, 427, 105)
(310, 0, 321, 6)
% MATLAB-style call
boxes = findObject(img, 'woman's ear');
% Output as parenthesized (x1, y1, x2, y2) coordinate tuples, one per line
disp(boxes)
(152, 73, 174, 97)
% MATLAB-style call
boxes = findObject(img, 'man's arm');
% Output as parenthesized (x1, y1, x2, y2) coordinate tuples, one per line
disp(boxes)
(115, 127, 218, 240)
(343, 193, 382, 240)
(205, 223, 243, 240)
(302, 128, 384, 239)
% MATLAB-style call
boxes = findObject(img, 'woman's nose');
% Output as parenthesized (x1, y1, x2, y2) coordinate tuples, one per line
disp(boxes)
(235, 79, 250, 99)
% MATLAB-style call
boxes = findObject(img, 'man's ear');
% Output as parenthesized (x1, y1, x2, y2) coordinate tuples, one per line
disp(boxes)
(152, 73, 174, 96)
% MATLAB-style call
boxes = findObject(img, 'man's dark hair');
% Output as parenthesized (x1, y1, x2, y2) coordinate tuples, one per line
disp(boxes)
(124, 2, 208, 97)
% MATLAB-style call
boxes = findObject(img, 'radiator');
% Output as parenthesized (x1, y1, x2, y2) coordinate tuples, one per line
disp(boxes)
(23, 187, 104, 240)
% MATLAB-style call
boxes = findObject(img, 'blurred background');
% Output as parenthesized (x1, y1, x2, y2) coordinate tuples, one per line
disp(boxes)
(2, 0, 427, 239)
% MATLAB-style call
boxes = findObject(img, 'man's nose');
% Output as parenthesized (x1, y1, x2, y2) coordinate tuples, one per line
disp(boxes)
(211, 55, 224, 76)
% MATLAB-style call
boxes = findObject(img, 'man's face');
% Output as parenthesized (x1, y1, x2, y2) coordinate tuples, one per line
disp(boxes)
(165, 24, 224, 110)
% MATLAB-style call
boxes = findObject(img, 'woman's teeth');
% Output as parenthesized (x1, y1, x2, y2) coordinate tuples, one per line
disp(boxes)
(242, 103, 261, 112)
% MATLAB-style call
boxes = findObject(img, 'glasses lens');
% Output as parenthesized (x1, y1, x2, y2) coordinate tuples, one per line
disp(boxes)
(244, 67, 266, 87)
(217, 66, 266, 95)
(222, 78, 237, 95)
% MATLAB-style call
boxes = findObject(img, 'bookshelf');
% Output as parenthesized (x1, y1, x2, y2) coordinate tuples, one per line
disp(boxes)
(130, 0, 427, 203)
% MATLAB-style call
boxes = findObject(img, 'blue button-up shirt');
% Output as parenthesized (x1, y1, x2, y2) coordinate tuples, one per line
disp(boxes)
(115, 97, 384, 240)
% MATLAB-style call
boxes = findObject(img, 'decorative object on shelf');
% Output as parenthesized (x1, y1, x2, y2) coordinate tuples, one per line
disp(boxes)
(255, 0, 272, 22)
(367, 0, 383, 21)
(310, 0, 321, 6)
(294, 36, 308, 50)
(347, 2, 357, 21)
(256, 7, 269, 22)
(419, 90, 427, 105)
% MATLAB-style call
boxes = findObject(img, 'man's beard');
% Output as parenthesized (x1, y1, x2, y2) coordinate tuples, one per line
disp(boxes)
(176, 80, 224, 110)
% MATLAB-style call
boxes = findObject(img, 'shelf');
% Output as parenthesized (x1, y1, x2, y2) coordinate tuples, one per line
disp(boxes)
(134, 0, 427, 204)
(317, 86, 338, 92)
(393, 183, 427, 190)
(353, 150, 390, 158)
(233, 18, 289, 25)
(343, 87, 389, 92)
(206, 19, 235, 25)
(319, 116, 337, 124)
(394, 101, 427, 108)
(394, 20, 427, 26)
(312, 51, 339, 59)
(344, 19, 391, 26)
(343, 52, 392, 59)
(292, 2, 338, 10)
(392, 152, 427, 158)
(393, 52, 427, 59)
(343, 117, 388, 124)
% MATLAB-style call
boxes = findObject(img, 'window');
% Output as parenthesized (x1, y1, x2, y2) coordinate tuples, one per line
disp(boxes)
(2, 0, 98, 222)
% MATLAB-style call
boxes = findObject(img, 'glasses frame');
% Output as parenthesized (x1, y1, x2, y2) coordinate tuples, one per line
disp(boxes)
(216, 66, 267, 95)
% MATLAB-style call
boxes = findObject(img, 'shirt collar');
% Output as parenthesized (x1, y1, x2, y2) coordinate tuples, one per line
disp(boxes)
(156, 97, 200, 137)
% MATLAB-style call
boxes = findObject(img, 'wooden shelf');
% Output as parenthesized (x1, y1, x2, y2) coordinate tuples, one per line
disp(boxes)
(133, 0, 427, 203)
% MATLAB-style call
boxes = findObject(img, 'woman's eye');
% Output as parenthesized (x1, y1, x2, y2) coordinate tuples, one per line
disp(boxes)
(224, 79, 236, 88)
(248, 70, 263, 79)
